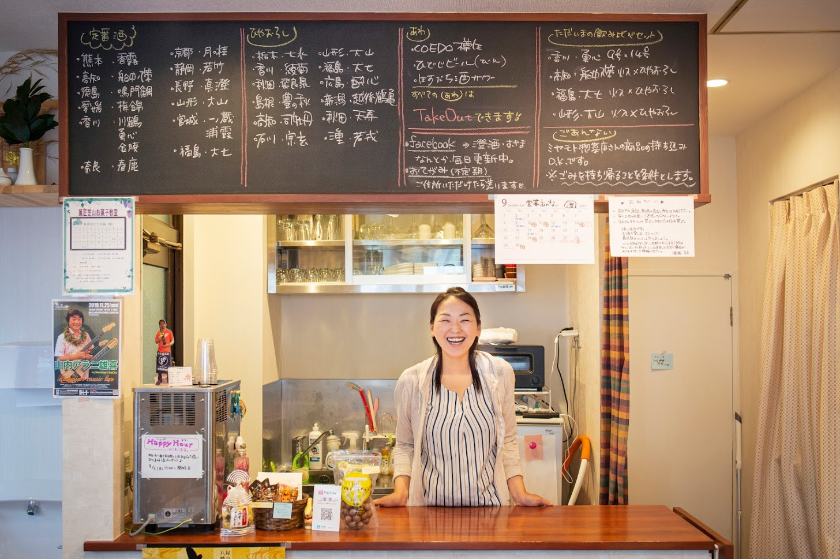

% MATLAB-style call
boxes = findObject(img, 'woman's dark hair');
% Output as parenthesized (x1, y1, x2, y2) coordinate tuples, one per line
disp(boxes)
(65, 308, 85, 324)
(429, 287, 482, 393)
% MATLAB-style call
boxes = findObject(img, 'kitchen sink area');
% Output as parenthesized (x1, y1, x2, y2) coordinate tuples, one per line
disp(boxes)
(302, 469, 394, 496)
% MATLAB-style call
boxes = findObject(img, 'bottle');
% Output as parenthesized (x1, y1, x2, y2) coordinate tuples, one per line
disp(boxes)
(233, 435, 249, 472)
(324, 434, 342, 469)
(308, 423, 323, 468)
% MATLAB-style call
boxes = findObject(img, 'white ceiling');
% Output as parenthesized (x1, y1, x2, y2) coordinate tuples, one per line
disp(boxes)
(1, 0, 839, 136)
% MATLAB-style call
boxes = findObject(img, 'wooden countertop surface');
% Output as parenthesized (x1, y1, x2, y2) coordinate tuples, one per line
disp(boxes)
(85, 505, 730, 554)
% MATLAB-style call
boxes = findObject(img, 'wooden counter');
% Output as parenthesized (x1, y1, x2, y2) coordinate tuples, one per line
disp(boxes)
(85, 505, 732, 557)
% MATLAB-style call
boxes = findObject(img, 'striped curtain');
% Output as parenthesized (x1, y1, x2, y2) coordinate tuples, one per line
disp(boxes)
(600, 217, 630, 505)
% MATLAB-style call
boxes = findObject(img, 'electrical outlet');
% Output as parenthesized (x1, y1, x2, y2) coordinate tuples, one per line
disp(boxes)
(124, 451, 131, 473)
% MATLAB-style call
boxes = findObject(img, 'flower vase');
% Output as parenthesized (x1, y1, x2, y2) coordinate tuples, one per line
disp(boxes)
(14, 147, 37, 185)
(0, 168, 10, 187)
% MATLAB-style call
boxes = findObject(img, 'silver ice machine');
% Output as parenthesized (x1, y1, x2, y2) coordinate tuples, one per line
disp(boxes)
(133, 380, 240, 528)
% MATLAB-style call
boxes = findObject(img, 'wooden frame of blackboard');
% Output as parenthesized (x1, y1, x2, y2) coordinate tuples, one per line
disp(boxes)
(59, 12, 708, 214)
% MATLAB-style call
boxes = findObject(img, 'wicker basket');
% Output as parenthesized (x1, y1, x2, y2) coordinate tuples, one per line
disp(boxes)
(252, 495, 308, 531)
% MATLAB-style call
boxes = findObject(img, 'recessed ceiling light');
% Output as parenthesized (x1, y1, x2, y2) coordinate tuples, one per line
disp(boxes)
(707, 79, 729, 88)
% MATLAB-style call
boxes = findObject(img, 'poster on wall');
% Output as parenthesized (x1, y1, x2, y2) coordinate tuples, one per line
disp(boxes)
(62, 197, 135, 295)
(52, 299, 121, 398)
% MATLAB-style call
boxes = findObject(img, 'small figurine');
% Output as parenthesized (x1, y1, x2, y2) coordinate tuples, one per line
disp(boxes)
(153, 319, 174, 385)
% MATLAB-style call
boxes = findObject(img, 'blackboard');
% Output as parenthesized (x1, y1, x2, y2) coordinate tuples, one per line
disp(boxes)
(60, 14, 706, 201)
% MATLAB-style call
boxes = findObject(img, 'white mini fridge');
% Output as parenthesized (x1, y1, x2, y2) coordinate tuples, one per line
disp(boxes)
(516, 417, 565, 505)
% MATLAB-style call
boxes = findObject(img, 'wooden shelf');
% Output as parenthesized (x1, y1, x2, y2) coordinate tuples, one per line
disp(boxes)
(0, 184, 59, 207)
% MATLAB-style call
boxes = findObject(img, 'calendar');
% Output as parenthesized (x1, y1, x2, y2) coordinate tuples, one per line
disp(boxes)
(63, 198, 135, 294)
(495, 195, 595, 264)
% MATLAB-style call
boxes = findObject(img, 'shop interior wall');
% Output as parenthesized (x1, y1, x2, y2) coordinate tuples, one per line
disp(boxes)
(735, 67, 840, 557)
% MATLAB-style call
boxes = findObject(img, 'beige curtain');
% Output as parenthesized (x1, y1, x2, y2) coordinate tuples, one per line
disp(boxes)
(750, 183, 840, 559)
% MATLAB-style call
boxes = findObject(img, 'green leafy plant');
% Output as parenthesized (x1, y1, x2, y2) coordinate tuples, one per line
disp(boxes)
(0, 78, 58, 147)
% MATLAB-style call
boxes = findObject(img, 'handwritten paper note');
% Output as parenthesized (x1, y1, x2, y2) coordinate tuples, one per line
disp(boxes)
(63, 197, 135, 294)
(140, 434, 203, 479)
(608, 196, 695, 257)
(495, 195, 595, 264)
(651, 353, 674, 370)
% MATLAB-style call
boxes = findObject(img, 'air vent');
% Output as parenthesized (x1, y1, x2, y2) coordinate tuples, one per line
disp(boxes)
(149, 392, 196, 426)
(215, 389, 228, 423)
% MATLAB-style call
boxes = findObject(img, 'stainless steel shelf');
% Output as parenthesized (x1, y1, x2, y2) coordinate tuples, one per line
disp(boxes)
(276, 240, 345, 248)
(353, 238, 463, 247)
(273, 280, 523, 294)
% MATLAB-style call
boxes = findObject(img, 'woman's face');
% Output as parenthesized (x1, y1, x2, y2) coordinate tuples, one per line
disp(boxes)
(430, 296, 481, 361)
(68, 314, 83, 332)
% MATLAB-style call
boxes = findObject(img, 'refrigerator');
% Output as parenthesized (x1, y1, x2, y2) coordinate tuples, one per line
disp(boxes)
(515, 416, 566, 505)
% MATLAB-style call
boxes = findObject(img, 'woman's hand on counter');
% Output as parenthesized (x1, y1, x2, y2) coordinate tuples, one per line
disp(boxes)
(374, 475, 409, 507)
(507, 475, 553, 506)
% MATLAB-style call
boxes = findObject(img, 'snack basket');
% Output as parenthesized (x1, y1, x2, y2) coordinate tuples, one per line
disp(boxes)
(252, 494, 309, 531)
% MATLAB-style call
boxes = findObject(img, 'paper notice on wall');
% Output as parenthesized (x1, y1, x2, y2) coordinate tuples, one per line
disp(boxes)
(608, 196, 695, 257)
(62, 197, 135, 294)
(495, 195, 595, 264)
(140, 434, 203, 479)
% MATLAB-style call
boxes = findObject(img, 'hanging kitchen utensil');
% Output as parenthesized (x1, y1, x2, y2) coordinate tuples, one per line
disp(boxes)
(345, 381, 375, 432)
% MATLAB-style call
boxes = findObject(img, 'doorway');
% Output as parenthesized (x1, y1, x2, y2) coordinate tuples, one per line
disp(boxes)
(627, 274, 734, 539)
(141, 215, 182, 385)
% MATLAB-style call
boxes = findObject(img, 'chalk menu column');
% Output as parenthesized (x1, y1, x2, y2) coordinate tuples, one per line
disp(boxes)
(71, 25, 151, 183)
(241, 21, 401, 194)
(538, 21, 700, 193)
(400, 22, 538, 193)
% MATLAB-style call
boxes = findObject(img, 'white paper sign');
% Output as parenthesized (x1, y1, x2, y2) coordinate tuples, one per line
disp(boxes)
(167, 366, 193, 387)
(62, 197, 135, 294)
(311, 484, 341, 532)
(609, 196, 695, 257)
(495, 195, 595, 264)
(140, 434, 203, 479)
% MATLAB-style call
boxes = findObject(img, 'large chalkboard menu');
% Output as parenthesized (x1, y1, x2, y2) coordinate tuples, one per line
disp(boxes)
(60, 13, 707, 204)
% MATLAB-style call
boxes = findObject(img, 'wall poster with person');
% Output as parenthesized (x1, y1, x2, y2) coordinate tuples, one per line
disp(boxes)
(52, 299, 122, 398)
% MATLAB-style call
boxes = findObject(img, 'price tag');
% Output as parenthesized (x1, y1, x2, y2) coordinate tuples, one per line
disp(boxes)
(495, 283, 515, 292)
(272, 502, 292, 519)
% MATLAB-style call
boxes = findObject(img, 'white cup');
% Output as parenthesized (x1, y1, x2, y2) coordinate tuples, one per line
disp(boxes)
(443, 222, 456, 239)
(418, 224, 432, 240)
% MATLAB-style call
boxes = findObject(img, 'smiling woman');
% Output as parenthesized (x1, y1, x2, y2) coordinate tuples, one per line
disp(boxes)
(374, 287, 551, 509)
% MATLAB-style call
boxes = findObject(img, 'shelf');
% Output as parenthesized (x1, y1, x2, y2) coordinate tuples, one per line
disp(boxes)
(353, 238, 463, 247)
(273, 280, 524, 294)
(277, 240, 344, 248)
(0, 184, 59, 207)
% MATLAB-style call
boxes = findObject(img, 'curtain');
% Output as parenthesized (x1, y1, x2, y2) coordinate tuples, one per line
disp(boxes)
(750, 183, 840, 558)
(600, 217, 630, 505)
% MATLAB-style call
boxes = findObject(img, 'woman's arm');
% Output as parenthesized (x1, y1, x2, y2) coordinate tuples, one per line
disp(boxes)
(374, 475, 410, 507)
(374, 372, 415, 507)
(507, 475, 552, 506)
(496, 358, 552, 506)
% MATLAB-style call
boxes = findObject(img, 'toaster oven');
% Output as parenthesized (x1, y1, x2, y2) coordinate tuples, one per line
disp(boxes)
(478, 344, 545, 390)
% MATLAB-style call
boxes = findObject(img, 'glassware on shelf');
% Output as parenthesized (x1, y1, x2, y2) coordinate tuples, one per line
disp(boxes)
(383, 215, 398, 239)
(407, 216, 419, 239)
(431, 215, 443, 239)
(473, 214, 494, 239)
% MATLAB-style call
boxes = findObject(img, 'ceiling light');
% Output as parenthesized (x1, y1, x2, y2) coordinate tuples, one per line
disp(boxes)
(707, 79, 729, 88)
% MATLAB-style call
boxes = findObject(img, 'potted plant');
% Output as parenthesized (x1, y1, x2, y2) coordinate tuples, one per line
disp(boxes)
(0, 77, 58, 185)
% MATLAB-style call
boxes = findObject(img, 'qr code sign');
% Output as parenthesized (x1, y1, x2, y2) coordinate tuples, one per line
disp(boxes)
(320, 508, 333, 521)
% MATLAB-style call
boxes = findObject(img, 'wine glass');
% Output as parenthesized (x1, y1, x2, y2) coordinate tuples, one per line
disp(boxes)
(431, 215, 443, 239)
(473, 214, 494, 239)
(407, 216, 419, 239)
(384, 215, 398, 239)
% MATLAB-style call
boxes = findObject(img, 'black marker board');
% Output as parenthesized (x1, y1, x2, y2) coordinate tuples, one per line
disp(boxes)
(62, 14, 704, 198)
